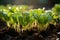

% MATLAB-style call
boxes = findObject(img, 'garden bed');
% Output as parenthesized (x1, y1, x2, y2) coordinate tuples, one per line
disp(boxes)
(0, 4, 60, 40)
(0, 24, 60, 40)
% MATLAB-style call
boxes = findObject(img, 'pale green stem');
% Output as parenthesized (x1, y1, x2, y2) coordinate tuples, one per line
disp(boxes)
(7, 22, 10, 27)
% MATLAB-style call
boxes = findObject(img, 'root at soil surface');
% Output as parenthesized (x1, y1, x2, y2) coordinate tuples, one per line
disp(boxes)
(0, 20, 60, 40)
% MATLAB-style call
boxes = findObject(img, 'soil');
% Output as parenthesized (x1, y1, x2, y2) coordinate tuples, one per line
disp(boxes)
(0, 20, 60, 40)
(0, 19, 8, 33)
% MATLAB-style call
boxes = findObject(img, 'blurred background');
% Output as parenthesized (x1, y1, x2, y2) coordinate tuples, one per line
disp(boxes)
(0, 0, 60, 9)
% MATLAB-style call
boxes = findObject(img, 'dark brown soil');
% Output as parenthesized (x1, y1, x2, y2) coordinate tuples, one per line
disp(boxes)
(0, 20, 60, 40)
(0, 19, 8, 33)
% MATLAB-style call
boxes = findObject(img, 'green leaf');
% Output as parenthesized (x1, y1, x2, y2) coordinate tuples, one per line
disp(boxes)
(37, 13, 53, 24)
(52, 4, 60, 15)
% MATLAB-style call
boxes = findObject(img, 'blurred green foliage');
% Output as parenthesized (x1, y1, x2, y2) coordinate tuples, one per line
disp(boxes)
(0, 4, 60, 32)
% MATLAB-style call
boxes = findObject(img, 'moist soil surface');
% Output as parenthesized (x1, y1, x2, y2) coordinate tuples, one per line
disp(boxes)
(0, 19, 60, 40)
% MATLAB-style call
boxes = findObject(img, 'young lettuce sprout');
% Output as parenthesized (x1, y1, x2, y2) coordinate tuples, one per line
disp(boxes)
(35, 12, 53, 31)
(32, 8, 45, 26)
(0, 8, 17, 29)
(52, 4, 60, 20)
(52, 4, 60, 15)
(52, 4, 60, 26)
(18, 12, 34, 31)
(10, 12, 22, 32)
(0, 9, 11, 27)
